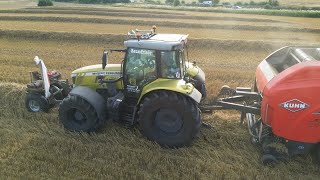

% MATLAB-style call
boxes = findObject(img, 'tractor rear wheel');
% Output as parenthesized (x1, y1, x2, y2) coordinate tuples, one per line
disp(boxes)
(138, 91, 201, 147)
(59, 95, 100, 132)
(25, 93, 50, 112)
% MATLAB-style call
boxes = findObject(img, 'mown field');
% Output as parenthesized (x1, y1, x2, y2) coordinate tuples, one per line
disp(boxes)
(185, 0, 320, 7)
(0, 2, 319, 179)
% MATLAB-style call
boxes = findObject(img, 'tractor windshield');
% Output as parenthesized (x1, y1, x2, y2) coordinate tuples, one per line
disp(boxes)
(160, 51, 182, 79)
(124, 48, 157, 91)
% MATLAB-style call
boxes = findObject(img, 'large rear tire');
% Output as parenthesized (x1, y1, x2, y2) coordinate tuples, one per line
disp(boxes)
(138, 91, 201, 147)
(59, 95, 100, 132)
(25, 93, 50, 113)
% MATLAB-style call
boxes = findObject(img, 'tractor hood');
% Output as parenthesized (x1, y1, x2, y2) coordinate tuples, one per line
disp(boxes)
(72, 64, 121, 75)
(71, 64, 122, 89)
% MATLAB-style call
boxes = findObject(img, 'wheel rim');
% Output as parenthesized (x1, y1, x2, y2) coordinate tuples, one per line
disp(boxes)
(71, 109, 87, 125)
(154, 108, 183, 134)
(29, 99, 40, 112)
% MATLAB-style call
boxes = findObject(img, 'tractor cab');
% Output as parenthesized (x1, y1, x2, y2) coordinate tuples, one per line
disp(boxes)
(101, 28, 189, 98)
(122, 29, 188, 98)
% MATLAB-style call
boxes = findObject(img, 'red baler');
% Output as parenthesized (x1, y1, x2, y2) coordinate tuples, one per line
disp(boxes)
(203, 46, 320, 164)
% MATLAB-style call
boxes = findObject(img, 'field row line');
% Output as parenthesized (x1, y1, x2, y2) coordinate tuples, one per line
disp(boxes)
(27, 6, 320, 18)
(0, 16, 318, 34)
(25, 7, 184, 15)
(0, 9, 280, 23)
(132, 5, 320, 18)
(1, 29, 315, 51)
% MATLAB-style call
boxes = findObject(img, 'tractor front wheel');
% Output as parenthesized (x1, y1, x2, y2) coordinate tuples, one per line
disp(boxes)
(59, 95, 100, 132)
(25, 93, 50, 112)
(138, 91, 201, 147)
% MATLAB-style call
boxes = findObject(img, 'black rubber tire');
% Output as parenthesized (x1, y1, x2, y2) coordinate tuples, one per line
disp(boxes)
(138, 91, 201, 147)
(196, 83, 207, 100)
(262, 154, 278, 166)
(59, 95, 100, 132)
(25, 93, 50, 113)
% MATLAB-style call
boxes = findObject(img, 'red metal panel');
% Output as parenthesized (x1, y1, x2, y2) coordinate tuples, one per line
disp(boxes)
(255, 65, 268, 93)
(261, 61, 320, 143)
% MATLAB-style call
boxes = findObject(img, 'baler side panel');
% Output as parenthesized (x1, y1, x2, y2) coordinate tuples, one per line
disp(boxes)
(261, 61, 320, 143)
(255, 60, 277, 93)
(265, 88, 320, 143)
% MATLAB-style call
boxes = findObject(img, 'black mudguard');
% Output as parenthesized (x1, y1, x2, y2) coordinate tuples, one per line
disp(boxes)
(286, 140, 315, 156)
(69, 86, 107, 121)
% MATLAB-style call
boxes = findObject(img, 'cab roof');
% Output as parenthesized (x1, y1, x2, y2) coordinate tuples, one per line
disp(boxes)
(124, 33, 188, 51)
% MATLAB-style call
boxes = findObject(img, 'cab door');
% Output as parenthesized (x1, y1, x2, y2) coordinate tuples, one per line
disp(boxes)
(123, 48, 157, 97)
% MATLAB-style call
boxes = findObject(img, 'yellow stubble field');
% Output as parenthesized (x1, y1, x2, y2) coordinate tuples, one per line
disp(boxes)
(0, 4, 319, 179)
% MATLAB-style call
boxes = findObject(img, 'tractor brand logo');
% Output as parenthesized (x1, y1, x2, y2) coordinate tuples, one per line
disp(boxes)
(85, 71, 121, 76)
(279, 99, 310, 112)
(130, 49, 153, 55)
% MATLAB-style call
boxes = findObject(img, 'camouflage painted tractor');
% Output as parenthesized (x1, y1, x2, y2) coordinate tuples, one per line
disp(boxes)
(58, 27, 206, 147)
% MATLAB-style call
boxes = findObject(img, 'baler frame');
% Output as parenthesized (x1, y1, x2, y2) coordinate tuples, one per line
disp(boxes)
(200, 86, 264, 141)
(200, 86, 261, 115)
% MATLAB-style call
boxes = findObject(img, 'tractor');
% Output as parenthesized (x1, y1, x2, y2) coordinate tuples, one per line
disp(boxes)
(54, 27, 206, 147)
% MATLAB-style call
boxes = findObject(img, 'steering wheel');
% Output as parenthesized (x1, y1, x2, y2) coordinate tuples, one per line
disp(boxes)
(146, 58, 155, 69)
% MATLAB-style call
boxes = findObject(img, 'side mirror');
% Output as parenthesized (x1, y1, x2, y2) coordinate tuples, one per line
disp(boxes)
(102, 50, 108, 69)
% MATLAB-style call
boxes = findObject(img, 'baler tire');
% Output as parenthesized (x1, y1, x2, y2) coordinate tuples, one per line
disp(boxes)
(262, 154, 278, 166)
(25, 93, 50, 113)
(59, 95, 100, 132)
(138, 91, 201, 148)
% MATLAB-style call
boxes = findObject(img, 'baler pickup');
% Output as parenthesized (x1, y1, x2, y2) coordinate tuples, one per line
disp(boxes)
(256, 46, 320, 92)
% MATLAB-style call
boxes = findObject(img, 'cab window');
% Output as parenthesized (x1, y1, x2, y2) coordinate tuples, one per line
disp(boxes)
(160, 51, 181, 79)
(125, 48, 156, 87)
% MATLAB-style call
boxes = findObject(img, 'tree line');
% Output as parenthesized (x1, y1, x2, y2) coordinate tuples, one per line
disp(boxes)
(53, 0, 130, 3)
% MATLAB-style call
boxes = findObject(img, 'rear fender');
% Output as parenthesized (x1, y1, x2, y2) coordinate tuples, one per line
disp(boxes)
(286, 140, 316, 156)
(69, 86, 107, 121)
(138, 79, 202, 104)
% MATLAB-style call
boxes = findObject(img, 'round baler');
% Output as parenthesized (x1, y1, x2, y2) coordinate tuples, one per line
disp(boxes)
(256, 47, 320, 163)
(210, 46, 320, 164)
